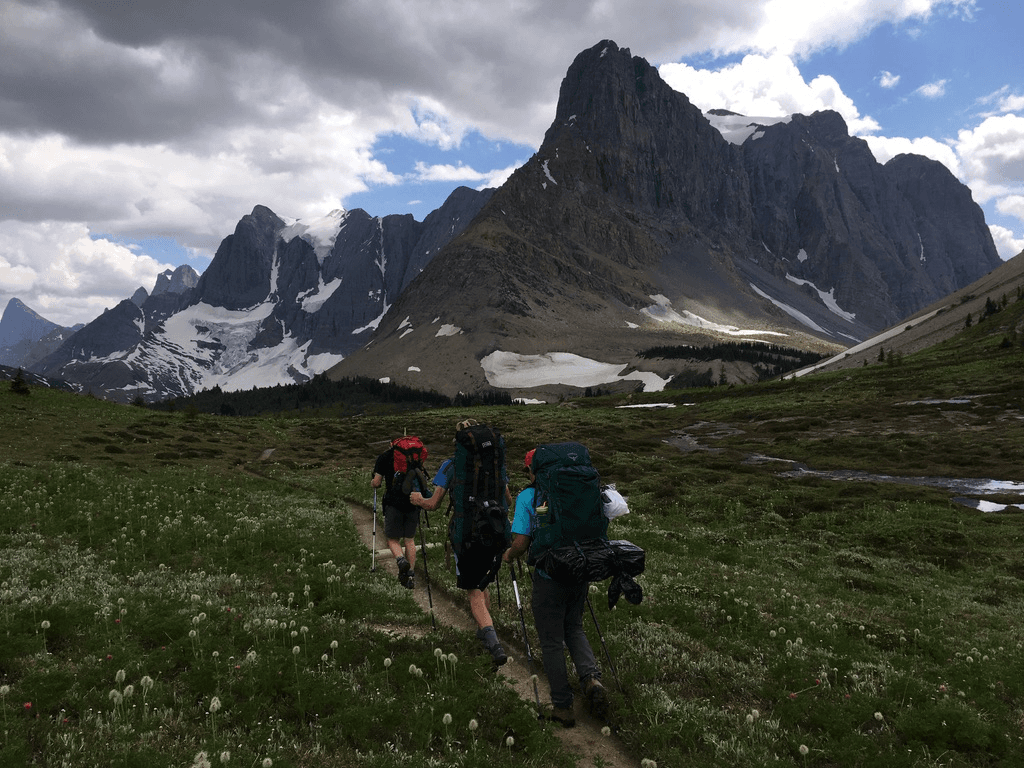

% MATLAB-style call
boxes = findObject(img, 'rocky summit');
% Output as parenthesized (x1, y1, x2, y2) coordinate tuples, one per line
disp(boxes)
(325, 40, 1001, 400)
(13, 39, 1004, 404)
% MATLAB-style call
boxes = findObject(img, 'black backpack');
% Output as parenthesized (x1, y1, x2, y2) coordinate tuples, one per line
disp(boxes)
(448, 424, 510, 556)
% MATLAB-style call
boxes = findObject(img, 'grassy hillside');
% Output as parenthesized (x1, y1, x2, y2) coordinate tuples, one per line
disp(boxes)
(1, 298, 1021, 767)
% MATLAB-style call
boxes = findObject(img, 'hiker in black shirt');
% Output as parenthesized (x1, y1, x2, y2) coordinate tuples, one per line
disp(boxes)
(372, 442, 425, 589)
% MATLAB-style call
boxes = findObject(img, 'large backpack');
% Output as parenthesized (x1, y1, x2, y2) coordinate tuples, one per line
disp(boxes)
(528, 442, 645, 605)
(527, 442, 607, 566)
(448, 424, 510, 556)
(386, 436, 428, 504)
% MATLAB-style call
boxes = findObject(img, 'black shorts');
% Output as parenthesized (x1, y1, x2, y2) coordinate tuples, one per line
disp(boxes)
(384, 504, 420, 540)
(453, 545, 502, 590)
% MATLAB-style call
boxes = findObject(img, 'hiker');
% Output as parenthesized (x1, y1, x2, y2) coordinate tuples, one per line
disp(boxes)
(372, 437, 428, 589)
(410, 419, 513, 667)
(503, 448, 607, 727)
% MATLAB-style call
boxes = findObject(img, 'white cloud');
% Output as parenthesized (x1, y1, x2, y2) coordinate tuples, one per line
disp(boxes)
(879, 71, 901, 89)
(861, 135, 961, 176)
(996, 195, 1024, 221)
(989, 224, 1024, 259)
(975, 86, 1025, 117)
(997, 93, 1025, 114)
(953, 113, 1025, 205)
(736, 0, 977, 58)
(660, 54, 881, 134)
(914, 79, 948, 99)
(412, 162, 490, 183)
(0, 221, 174, 326)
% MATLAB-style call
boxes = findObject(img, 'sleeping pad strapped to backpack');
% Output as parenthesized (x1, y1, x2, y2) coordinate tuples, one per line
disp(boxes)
(527, 441, 645, 607)
(448, 424, 511, 559)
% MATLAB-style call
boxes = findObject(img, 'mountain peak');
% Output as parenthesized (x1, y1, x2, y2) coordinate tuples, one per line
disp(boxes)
(1, 298, 58, 345)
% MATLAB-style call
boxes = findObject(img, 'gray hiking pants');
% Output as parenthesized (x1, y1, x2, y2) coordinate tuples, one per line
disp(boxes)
(531, 570, 599, 709)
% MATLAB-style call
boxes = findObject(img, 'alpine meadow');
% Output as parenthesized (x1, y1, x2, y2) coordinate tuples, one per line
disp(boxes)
(1, 283, 1021, 767)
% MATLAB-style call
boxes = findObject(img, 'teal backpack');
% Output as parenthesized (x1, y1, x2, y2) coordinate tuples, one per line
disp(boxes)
(527, 442, 608, 567)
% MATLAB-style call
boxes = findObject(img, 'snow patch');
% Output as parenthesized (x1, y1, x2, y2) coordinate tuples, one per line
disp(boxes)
(641, 295, 786, 337)
(435, 324, 462, 337)
(145, 302, 337, 394)
(299, 277, 343, 313)
(749, 284, 827, 334)
(278, 209, 346, 263)
(785, 275, 856, 322)
(542, 159, 557, 185)
(704, 112, 792, 145)
(481, 351, 670, 392)
(797, 248, 809, 263)
(615, 403, 678, 409)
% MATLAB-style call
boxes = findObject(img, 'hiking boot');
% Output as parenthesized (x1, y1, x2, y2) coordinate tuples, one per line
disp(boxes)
(549, 706, 575, 727)
(488, 640, 507, 667)
(396, 556, 411, 586)
(405, 573, 415, 590)
(584, 677, 608, 718)
(476, 626, 508, 667)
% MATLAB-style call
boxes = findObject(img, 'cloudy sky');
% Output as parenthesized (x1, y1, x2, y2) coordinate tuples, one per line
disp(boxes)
(1, 0, 1021, 327)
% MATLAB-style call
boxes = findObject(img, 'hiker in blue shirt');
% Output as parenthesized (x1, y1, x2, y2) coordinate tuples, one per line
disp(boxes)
(410, 419, 512, 667)
(503, 448, 607, 727)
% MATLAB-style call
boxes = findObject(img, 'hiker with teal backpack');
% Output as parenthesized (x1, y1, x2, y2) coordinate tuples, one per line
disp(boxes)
(410, 419, 512, 667)
(503, 445, 609, 727)
(372, 436, 429, 589)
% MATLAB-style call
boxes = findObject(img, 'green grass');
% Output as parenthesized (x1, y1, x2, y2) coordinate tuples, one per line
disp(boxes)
(1, 300, 1022, 766)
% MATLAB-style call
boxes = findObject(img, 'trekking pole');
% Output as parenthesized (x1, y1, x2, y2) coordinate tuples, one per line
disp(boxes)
(418, 514, 436, 630)
(370, 488, 378, 572)
(495, 558, 501, 611)
(585, 593, 623, 692)
(509, 560, 543, 717)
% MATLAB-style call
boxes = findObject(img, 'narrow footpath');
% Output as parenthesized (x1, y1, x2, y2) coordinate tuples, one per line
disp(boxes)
(347, 501, 637, 768)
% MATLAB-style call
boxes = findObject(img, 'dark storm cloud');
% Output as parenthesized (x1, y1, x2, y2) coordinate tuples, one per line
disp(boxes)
(2, 0, 763, 148)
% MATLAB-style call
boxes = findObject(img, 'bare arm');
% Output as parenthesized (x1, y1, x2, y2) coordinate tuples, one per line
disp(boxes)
(503, 533, 530, 563)
(411, 485, 447, 511)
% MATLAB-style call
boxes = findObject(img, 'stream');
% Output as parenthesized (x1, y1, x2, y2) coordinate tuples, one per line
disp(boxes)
(744, 455, 1024, 511)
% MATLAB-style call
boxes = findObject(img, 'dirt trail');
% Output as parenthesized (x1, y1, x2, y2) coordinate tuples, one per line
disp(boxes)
(348, 501, 636, 768)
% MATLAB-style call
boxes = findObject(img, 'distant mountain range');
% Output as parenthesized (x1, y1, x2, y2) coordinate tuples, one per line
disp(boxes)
(4, 39, 1005, 403)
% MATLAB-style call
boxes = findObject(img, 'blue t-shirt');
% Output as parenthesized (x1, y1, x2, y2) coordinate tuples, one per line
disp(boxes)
(511, 486, 536, 537)
(432, 459, 454, 489)
(512, 486, 552, 579)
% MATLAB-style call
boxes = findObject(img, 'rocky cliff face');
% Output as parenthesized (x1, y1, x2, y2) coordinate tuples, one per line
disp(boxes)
(326, 40, 1001, 399)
